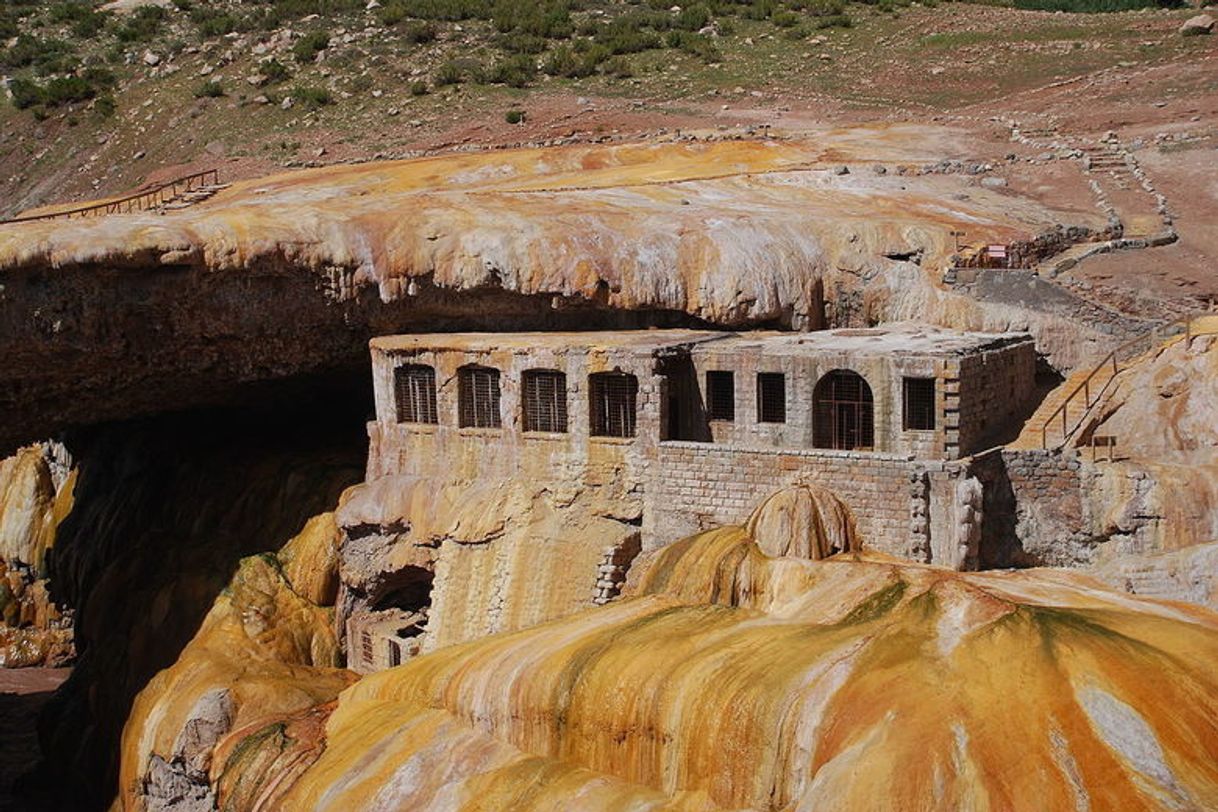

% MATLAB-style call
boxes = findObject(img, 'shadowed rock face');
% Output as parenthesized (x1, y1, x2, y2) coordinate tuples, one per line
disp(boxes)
(120, 489, 1218, 811)
(0, 135, 1104, 453)
(18, 392, 367, 811)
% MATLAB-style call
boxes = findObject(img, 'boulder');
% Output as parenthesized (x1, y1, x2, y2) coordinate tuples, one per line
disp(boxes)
(1180, 14, 1214, 35)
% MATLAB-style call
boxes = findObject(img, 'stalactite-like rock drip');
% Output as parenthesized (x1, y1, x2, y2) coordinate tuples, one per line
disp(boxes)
(744, 483, 858, 560)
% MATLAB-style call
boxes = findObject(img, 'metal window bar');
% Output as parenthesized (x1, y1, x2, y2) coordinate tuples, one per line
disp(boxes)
(394, 364, 438, 424)
(813, 370, 874, 450)
(756, 372, 786, 424)
(590, 372, 638, 438)
(902, 377, 936, 431)
(706, 370, 735, 422)
(458, 366, 502, 429)
(522, 370, 568, 433)
(361, 630, 373, 668)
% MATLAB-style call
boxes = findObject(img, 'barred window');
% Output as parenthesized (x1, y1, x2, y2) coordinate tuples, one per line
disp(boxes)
(903, 377, 936, 431)
(457, 365, 502, 429)
(590, 372, 638, 438)
(394, 364, 437, 424)
(706, 371, 735, 422)
(522, 369, 568, 433)
(813, 369, 874, 450)
(757, 372, 786, 424)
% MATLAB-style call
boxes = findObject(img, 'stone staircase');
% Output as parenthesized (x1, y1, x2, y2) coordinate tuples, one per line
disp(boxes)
(1009, 362, 1119, 450)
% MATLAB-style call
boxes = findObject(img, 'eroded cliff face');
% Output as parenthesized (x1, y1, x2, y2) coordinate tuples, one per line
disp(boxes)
(1077, 330, 1218, 605)
(0, 132, 1112, 452)
(119, 487, 1218, 811)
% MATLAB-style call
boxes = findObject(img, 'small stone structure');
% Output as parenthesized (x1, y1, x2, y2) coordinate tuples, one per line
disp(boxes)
(367, 325, 1037, 562)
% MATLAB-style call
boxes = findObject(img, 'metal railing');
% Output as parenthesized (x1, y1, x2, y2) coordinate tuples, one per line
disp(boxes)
(1040, 308, 1218, 449)
(1, 168, 220, 225)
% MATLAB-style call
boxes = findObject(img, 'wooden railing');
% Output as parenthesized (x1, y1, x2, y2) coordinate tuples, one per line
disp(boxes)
(1040, 308, 1218, 449)
(1, 168, 220, 225)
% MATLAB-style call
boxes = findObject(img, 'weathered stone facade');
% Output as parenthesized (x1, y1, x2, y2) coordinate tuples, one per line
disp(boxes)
(366, 326, 1037, 559)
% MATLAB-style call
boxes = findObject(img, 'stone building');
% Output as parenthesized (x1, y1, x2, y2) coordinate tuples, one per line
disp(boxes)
(346, 325, 1037, 671)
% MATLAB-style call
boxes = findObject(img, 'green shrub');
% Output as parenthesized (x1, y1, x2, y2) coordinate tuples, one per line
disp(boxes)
(504, 108, 524, 124)
(601, 55, 634, 78)
(401, 20, 438, 43)
(294, 84, 333, 108)
(45, 75, 95, 105)
(675, 3, 712, 31)
(498, 31, 548, 53)
(410, 80, 429, 95)
(666, 30, 722, 62)
(193, 9, 241, 37)
(50, 4, 109, 38)
(433, 59, 465, 85)
(115, 4, 166, 42)
(81, 66, 118, 89)
(380, 0, 492, 21)
(94, 94, 117, 117)
(262, 58, 291, 84)
(9, 78, 45, 110)
(482, 53, 536, 86)
(292, 30, 331, 63)
(194, 80, 225, 97)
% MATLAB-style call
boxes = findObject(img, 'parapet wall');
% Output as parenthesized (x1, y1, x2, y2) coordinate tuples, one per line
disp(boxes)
(645, 442, 971, 563)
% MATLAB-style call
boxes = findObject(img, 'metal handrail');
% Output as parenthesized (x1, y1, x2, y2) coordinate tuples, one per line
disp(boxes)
(1039, 308, 1217, 449)
(1, 168, 220, 225)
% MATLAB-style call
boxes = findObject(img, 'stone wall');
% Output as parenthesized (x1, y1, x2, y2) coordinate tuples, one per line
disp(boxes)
(645, 441, 970, 563)
(957, 341, 1039, 453)
(973, 449, 1091, 568)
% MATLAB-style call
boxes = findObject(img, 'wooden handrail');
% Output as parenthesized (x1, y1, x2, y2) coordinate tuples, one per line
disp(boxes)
(1, 168, 220, 225)
(1039, 308, 1217, 449)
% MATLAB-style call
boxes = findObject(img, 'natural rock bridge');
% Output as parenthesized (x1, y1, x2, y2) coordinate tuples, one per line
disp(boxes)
(0, 133, 1109, 452)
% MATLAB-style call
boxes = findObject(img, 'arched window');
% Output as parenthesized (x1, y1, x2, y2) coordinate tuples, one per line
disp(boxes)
(813, 369, 874, 450)
(457, 365, 501, 428)
(589, 372, 638, 438)
(522, 369, 568, 433)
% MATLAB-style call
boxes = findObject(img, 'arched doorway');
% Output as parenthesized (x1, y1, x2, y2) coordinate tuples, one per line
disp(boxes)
(813, 370, 874, 450)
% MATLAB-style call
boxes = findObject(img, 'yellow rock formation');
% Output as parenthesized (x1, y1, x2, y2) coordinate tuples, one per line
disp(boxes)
(131, 487, 1218, 811)
(0, 444, 75, 666)
(118, 510, 357, 809)
(0, 133, 1099, 336)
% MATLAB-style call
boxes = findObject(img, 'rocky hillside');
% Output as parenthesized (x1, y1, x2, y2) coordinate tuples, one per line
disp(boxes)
(1, 0, 1213, 217)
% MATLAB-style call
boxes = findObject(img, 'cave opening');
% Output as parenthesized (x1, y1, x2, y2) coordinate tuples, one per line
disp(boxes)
(17, 366, 374, 812)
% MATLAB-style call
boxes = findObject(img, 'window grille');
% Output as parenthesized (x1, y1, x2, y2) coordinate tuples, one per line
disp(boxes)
(706, 371, 735, 422)
(813, 369, 874, 450)
(756, 372, 786, 424)
(361, 630, 373, 668)
(589, 372, 638, 438)
(903, 377, 937, 431)
(458, 365, 502, 429)
(394, 364, 438, 424)
(522, 370, 568, 433)
(389, 639, 402, 668)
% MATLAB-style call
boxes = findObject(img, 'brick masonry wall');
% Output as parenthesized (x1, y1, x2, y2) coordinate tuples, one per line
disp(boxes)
(645, 441, 969, 561)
